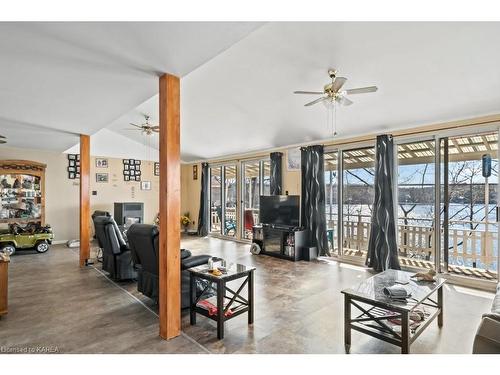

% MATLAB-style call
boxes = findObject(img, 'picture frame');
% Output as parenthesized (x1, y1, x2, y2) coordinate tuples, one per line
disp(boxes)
(96, 173, 109, 183)
(129, 164, 135, 170)
(135, 175, 141, 181)
(124, 164, 129, 170)
(68, 160, 76, 167)
(129, 159, 135, 165)
(124, 175, 130, 181)
(141, 181, 151, 190)
(154, 162, 160, 176)
(135, 160, 141, 165)
(135, 170, 141, 176)
(68, 154, 77, 160)
(193, 165, 198, 180)
(123, 159, 129, 164)
(130, 170, 135, 176)
(68, 172, 76, 179)
(287, 147, 301, 171)
(123, 170, 130, 175)
(67, 166, 76, 172)
(96, 158, 108, 168)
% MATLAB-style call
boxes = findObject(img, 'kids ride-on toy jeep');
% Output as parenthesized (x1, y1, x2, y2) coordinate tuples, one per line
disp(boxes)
(0, 222, 54, 255)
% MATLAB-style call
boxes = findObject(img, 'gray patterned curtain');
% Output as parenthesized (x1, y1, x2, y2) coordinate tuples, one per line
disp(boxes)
(197, 163, 209, 236)
(301, 145, 329, 256)
(366, 135, 401, 271)
(270, 152, 283, 195)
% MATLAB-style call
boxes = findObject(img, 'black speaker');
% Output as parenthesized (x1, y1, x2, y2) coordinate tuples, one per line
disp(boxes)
(301, 246, 318, 261)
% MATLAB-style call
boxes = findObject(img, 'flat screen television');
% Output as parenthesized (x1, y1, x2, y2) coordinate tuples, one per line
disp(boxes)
(259, 195, 300, 227)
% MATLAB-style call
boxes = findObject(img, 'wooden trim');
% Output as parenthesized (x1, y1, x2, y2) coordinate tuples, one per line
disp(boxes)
(79, 135, 90, 267)
(186, 113, 500, 165)
(158, 73, 181, 340)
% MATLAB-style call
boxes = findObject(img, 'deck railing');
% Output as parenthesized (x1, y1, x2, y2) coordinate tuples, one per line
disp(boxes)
(328, 215, 498, 271)
(210, 208, 497, 271)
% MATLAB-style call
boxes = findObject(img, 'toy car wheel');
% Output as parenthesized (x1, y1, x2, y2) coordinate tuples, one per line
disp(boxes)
(250, 242, 261, 255)
(1, 244, 16, 256)
(35, 240, 50, 253)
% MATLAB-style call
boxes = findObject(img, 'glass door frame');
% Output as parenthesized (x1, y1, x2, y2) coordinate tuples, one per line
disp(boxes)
(239, 157, 270, 240)
(208, 162, 239, 239)
(392, 134, 439, 271)
(434, 125, 500, 282)
(324, 140, 376, 259)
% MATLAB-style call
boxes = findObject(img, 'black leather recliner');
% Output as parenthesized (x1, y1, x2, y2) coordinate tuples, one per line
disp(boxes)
(94, 216, 136, 280)
(126, 224, 212, 308)
(92, 210, 111, 243)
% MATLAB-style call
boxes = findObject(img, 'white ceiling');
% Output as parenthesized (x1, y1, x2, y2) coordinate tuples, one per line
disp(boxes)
(2, 22, 500, 162)
(0, 22, 263, 152)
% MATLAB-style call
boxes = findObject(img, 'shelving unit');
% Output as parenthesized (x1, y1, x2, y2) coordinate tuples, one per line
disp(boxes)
(0, 160, 46, 226)
(252, 225, 308, 261)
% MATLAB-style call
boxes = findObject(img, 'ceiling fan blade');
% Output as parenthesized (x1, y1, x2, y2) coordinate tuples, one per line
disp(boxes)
(294, 90, 324, 95)
(129, 123, 143, 129)
(332, 77, 347, 92)
(345, 86, 378, 95)
(123, 128, 142, 131)
(336, 96, 353, 106)
(304, 97, 328, 107)
(0, 135, 6, 138)
(0, 140, 6, 144)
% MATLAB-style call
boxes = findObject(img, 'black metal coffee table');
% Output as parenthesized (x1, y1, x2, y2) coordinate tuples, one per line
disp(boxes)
(188, 260, 255, 339)
(341, 269, 445, 354)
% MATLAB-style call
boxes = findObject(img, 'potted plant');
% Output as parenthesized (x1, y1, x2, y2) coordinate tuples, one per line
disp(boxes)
(180, 213, 191, 233)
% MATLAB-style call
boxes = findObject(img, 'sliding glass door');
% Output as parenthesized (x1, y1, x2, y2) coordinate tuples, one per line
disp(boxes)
(209, 166, 222, 234)
(324, 151, 339, 255)
(242, 161, 260, 239)
(241, 159, 271, 239)
(223, 165, 238, 237)
(342, 147, 376, 258)
(439, 132, 499, 279)
(396, 139, 436, 268)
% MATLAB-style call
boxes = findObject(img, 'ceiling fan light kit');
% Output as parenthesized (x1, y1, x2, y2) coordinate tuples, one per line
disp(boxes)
(293, 68, 378, 137)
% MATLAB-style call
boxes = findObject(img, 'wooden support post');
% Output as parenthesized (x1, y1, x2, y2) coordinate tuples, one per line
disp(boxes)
(158, 73, 181, 339)
(79, 134, 91, 267)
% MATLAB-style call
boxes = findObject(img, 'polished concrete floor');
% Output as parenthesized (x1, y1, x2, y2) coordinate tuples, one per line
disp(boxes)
(0, 235, 495, 354)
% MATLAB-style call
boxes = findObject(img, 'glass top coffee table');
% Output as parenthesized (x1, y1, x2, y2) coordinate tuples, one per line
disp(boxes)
(188, 260, 256, 339)
(341, 269, 445, 354)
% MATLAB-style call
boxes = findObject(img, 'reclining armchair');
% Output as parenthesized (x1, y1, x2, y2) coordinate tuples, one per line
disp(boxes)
(126, 224, 212, 308)
(94, 216, 136, 281)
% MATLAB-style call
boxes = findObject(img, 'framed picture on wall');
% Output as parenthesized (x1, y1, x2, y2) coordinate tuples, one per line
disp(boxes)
(124, 164, 129, 170)
(96, 158, 108, 168)
(123, 159, 129, 164)
(68, 160, 76, 167)
(68, 154, 77, 160)
(129, 164, 135, 170)
(68, 172, 75, 179)
(96, 173, 109, 183)
(130, 170, 135, 176)
(135, 160, 141, 165)
(141, 181, 151, 190)
(124, 175, 130, 181)
(287, 147, 301, 171)
(123, 170, 130, 175)
(135, 175, 141, 181)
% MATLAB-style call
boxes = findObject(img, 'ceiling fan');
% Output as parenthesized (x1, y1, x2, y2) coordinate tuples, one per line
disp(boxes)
(0, 135, 6, 144)
(126, 115, 159, 136)
(293, 69, 378, 107)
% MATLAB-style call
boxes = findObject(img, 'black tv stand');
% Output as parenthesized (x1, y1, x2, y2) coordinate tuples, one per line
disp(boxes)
(252, 225, 308, 262)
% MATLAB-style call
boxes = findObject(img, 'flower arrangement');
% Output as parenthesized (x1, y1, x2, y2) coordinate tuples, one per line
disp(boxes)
(180, 213, 191, 231)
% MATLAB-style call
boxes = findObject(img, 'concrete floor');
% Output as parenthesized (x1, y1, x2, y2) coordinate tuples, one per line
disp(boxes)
(0, 235, 494, 354)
